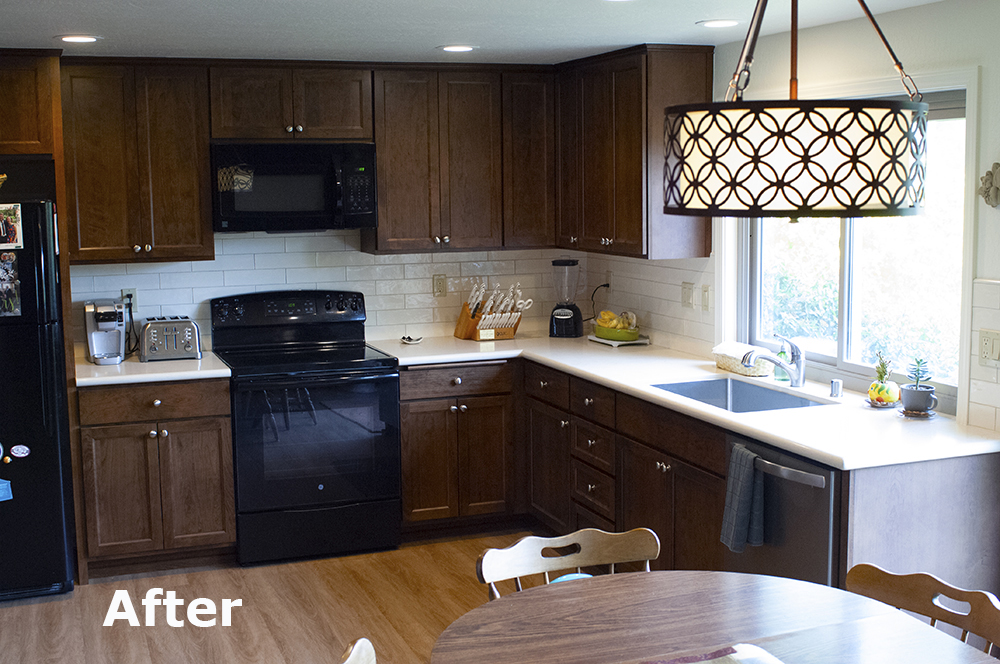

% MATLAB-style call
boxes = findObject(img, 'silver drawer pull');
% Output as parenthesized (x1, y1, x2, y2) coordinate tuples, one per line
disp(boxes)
(539, 380, 548, 388)
(584, 398, 594, 406)
(152, 399, 162, 407)
(754, 458, 827, 489)
(587, 484, 597, 493)
(560, 420, 570, 428)
(452, 377, 462, 385)
(587, 439, 596, 448)
(655, 461, 671, 472)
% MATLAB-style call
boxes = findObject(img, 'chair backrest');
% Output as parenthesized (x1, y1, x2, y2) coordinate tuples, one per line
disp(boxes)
(845, 563, 1000, 654)
(338, 637, 376, 664)
(477, 527, 660, 600)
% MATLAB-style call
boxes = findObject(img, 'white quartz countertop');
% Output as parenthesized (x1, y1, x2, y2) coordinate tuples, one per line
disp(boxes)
(74, 343, 231, 386)
(373, 332, 1000, 472)
(74, 334, 1000, 471)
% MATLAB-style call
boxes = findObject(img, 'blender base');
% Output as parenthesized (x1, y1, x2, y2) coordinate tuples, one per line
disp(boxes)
(550, 303, 583, 337)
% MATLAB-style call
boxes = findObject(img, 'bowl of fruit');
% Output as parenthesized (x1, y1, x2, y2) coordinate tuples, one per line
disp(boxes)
(594, 310, 639, 341)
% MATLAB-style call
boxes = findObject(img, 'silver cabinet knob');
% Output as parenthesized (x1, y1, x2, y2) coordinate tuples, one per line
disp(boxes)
(152, 399, 162, 407)
(160, 429, 168, 438)
(452, 377, 462, 385)
(442, 235, 450, 244)
(434, 236, 441, 244)
(560, 420, 570, 428)
(148, 430, 158, 438)
(570, 236, 578, 244)
(286, 126, 294, 133)
(133, 245, 142, 253)
(587, 439, 596, 448)
(144, 244, 152, 252)
(539, 380, 548, 388)
(584, 398, 594, 406)
(450, 405, 459, 413)
(655, 461, 671, 473)
(587, 483, 597, 493)
(608, 238, 614, 245)
(295, 125, 304, 132)
(459, 404, 468, 413)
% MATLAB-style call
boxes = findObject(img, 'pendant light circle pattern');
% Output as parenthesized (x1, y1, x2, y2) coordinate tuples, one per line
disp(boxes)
(664, 99, 928, 217)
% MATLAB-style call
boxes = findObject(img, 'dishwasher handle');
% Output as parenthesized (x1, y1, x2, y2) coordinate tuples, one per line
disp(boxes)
(754, 457, 827, 489)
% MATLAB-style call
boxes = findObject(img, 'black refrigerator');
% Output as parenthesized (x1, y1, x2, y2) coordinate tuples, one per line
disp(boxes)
(0, 155, 75, 600)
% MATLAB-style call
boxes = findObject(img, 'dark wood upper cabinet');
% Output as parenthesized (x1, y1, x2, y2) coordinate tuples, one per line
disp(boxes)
(364, 69, 504, 253)
(0, 52, 60, 154)
(502, 72, 556, 248)
(556, 45, 714, 259)
(61, 64, 214, 263)
(209, 66, 373, 140)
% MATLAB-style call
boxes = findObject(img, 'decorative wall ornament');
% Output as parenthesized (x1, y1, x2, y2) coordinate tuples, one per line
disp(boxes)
(978, 162, 1000, 207)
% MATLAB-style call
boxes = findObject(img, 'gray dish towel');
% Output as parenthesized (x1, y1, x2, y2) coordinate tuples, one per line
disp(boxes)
(720, 444, 764, 553)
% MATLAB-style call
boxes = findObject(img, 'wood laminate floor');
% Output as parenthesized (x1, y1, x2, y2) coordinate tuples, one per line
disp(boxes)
(0, 530, 537, 664)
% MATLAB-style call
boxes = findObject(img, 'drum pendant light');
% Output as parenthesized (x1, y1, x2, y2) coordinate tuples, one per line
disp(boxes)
(664, 0, 928, 218)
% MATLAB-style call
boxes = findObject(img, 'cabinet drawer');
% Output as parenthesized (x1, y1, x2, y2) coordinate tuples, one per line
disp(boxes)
(571, 459, 615, 521)
(570, 377, 615, 428)
(572, 502, 615, 532)
(400, 361, 511, 400)
(523, 362, 570, 409)
(79, 379, 231, 426)
(571, 419, 616, 475)
(616, 393, 727, 476)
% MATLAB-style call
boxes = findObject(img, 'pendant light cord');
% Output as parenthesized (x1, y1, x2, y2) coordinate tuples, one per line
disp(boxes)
(726, 0, 922, 102)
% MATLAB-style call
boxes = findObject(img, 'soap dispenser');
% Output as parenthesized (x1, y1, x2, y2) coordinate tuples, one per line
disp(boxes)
(774, 340, 791, 382)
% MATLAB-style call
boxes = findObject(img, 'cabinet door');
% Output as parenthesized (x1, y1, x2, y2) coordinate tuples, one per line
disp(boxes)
(400, 398, 459, 521)
(608, 56, 644, 257)
(457, 395, 512, 516)
(438, 72, 502, 249)
(673, 460, 726, 571)
(370, 70, 441, 253)
(555, 69, 582, 250)
(293, 69, 373, 140)
(502, 72, 555, 248)
(209, 67, 293, 139)
(525, 398, 571, 533)
(158, 417, 236, 549)
(0, 54, 58, 154)
(80, 423, 163, 557)
(578, 63, 614, 253)
(61, 65, 143, 262)
(134, 65, 214, 261)
(619, 436, 673, 570)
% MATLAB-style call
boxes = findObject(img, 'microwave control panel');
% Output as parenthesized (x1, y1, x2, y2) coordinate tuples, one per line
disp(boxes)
(344, 168, 375, 214)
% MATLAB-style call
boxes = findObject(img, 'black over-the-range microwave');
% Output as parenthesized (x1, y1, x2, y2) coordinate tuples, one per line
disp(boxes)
(210, 142, 377, 233)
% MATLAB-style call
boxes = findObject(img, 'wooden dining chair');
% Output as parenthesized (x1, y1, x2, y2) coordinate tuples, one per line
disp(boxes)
(477, 527, 660, 601)
(846, 562, 1000, 655)
(338, 637, 376, 664)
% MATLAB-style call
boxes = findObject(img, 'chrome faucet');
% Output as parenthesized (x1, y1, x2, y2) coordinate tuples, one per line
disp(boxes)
(742, 334, 806, 387)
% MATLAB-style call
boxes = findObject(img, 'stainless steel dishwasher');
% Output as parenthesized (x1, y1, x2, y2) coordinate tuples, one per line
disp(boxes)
(722, 434, 840, 587)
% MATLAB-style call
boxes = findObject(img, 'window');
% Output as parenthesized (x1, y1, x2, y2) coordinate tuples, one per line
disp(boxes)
(745, 91, 966, 405)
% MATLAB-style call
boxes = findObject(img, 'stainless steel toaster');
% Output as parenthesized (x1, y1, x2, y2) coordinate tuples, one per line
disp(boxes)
(139, 316, 202, 362)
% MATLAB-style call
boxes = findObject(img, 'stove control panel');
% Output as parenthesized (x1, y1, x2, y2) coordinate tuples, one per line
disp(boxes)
(211, 290, 366, 328)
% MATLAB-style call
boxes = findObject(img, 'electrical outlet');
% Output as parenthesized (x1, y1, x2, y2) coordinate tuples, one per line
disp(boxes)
(432, 274, 447, 298)
(681, 282, 694, 309)
(605, 269, 614, 293)
(979, 329, 1000, 367)
(121, 288, 137, 310)
(701, 285, 711, 311)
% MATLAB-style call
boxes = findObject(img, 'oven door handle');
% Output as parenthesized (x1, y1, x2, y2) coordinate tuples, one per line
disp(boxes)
(236, 371, 398, 391)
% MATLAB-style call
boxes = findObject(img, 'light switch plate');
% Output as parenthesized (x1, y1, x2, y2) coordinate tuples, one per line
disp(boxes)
(701, 285, 711, 311)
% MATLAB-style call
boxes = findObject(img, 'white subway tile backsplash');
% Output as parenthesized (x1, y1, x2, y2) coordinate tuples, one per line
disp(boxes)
(224, 268, 287, 286)
(968, 402, 997, 430)
(220, 236, 286, 254)
(346, 264, 405, 282)
(284, 235, 348, 253)
(973, 280, 1000, 310)
(159, 271, 225, 289)
(255, 252, 318, 269)
(285, 267, 347, 284)
(376, 278, 431, 295)
(93, 273, 161, 292)
(405, 262, 462, 279)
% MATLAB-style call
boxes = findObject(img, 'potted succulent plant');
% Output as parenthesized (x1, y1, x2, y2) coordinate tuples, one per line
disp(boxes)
(900, 358, 938, 413)
(867, 351, 900, 407)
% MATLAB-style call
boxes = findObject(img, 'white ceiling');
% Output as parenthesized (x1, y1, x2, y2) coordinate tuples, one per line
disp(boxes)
(4, 0, 942, 65)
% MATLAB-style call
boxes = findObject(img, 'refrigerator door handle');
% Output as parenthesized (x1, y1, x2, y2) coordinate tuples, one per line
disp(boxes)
(52, 206, 59, 257)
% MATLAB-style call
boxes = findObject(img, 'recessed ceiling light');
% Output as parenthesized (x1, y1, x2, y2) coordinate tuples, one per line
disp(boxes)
(438, 45, 476, 53)
(696, 19, 739, 28)
(57, 35, 102, 43)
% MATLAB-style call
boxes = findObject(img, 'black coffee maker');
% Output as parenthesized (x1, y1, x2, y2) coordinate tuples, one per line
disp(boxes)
(549, 258, 583, 337)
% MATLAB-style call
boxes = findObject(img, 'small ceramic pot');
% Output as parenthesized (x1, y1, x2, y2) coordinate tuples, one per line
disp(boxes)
(900, 384, 937, 412)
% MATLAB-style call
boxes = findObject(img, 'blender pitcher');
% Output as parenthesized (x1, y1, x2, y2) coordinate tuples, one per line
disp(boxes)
(550, 258, 583, 337)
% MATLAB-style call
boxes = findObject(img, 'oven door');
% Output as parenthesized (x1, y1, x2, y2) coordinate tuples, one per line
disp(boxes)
(232, 369, 400, 513)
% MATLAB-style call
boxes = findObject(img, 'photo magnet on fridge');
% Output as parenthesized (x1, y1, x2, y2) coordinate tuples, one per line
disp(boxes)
(0, 251, 21, 316)
(0, 203, 22, 250)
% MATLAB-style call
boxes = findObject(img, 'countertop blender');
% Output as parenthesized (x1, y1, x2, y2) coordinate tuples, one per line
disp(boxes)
(550, 258, 584, 338)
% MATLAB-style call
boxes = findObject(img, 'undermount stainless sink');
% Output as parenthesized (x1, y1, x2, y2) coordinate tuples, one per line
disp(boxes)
(653, 377, 830, 413)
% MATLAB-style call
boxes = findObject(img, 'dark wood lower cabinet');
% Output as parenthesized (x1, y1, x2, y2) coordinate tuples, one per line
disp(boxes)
(400, 394, 512, 522)
(525, 398, 572, 533)
(80, 416, 235, 558)
(618, 437, 675, 570)
(672, 459, 726, 571)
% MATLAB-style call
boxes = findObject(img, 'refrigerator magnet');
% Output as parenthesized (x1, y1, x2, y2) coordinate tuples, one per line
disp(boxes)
(0, 479, 11, 502)
(0, 251, 20, 317)
(9, 445, 29, 458)
(0, 204, 22, 250)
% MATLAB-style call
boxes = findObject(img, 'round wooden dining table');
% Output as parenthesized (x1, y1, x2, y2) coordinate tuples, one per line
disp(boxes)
(431, 570, 997, 664)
